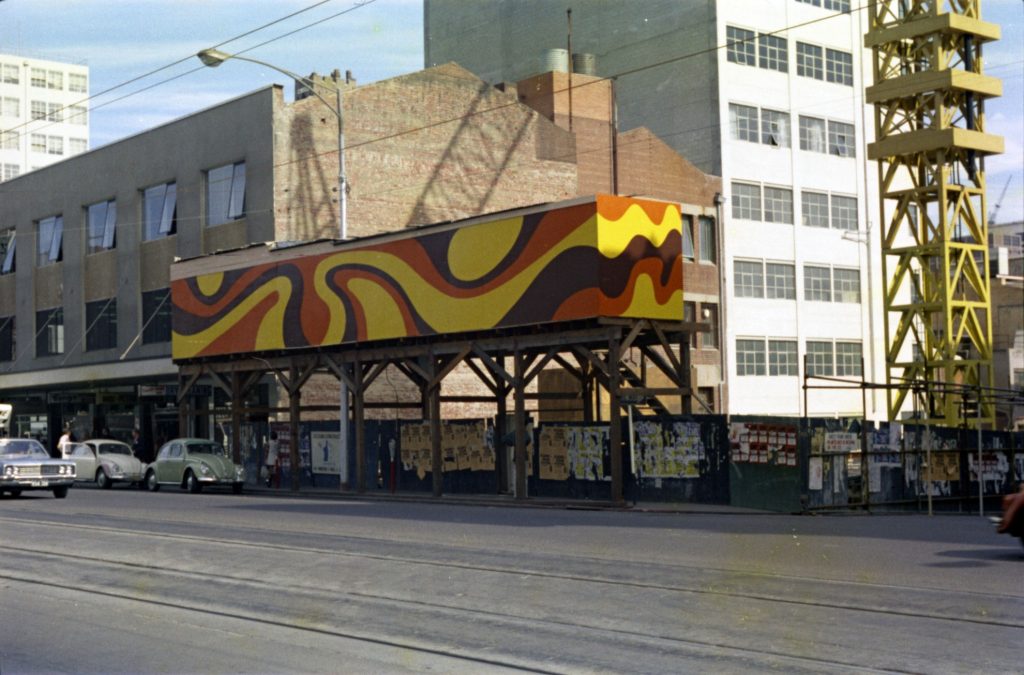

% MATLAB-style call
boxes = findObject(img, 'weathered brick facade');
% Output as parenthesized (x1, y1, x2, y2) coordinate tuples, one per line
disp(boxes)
(264, 63, 722, 420)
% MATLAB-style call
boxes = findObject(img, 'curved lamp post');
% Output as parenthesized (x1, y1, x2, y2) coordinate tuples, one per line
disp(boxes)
(196, 48, 348, 239)
(197, 48, 351, 491)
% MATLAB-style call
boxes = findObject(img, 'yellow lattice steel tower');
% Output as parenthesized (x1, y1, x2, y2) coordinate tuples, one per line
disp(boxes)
(866, 1, 1003, 427)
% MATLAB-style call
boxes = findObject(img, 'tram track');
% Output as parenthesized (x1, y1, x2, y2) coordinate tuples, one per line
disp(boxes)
(1, 513, 1020, 631)
(1, 544, 911, 675)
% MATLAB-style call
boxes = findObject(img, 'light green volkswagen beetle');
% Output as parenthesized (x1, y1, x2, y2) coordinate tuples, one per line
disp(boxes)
(144, 438, 245, 494)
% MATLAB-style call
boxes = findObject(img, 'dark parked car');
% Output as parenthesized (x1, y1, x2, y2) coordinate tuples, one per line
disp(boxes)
(145, 438, 245, 494)
(0, 438, 76, 498)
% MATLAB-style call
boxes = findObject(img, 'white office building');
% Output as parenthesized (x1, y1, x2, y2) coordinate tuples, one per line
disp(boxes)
(0, 54, 90, 182)
(424, 0, 884, 418)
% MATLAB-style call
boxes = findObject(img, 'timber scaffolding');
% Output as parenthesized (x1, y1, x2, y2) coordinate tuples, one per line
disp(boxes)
(170, 194, 700, 504)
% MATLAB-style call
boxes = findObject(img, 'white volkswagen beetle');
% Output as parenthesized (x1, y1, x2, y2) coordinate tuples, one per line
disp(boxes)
(66, 439, 145, 489)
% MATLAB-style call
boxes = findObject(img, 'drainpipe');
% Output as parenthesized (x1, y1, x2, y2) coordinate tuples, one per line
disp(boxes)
(714, 191, 729, 413)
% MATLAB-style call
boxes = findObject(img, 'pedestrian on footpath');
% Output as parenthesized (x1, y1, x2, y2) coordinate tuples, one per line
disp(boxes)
(264, 432, 280, 488)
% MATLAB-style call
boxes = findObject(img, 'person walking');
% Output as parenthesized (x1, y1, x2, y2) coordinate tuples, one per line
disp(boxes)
(264, 432, 280, 488)
(57, 426, 74, 458)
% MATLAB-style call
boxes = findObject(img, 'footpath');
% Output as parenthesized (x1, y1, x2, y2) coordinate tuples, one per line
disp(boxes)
(244, 483, 772, 515)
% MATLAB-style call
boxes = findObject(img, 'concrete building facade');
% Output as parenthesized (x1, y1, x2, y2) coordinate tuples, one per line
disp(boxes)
(0, 62, 721, 452)
(0, 54, 90, 182)
(425, 0, 882, 419)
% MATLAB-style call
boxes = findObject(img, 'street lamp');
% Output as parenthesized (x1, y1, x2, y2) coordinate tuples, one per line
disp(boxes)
(196, 48, 348, 239)
(197, 48, 351, 490)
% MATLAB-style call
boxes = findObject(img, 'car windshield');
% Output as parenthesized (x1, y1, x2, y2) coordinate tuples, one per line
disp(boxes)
(97, 443, 132, 456)
(0, 439, 50, 458)
(189, 442, 226, 457)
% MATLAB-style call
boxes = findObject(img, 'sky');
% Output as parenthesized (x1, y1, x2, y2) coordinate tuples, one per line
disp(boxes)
(1, 0, 1021, 224)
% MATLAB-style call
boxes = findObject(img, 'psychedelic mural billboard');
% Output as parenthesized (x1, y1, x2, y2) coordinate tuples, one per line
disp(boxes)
(171, 194, 683, 360)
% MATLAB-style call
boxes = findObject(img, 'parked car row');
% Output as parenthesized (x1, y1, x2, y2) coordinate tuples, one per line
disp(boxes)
(0, 437, 245, 498)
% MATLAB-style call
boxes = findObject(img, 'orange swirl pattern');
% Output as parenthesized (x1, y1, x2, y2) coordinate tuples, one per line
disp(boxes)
(172, 194, 682, 360)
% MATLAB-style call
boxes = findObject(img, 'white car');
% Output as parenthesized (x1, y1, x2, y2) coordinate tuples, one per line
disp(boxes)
(66, 440, 145, 489)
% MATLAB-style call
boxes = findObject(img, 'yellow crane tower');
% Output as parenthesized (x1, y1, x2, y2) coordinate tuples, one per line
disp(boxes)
(865, 1, 1003, 428)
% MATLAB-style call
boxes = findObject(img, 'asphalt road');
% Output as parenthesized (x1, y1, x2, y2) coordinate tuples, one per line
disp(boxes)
(1, 486, 1021, 674)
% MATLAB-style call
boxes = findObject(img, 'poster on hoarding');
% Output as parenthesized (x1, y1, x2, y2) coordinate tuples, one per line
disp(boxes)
(311, 431, 341, 475)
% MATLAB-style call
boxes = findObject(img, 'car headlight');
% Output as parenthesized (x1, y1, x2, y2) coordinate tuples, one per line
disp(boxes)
(109, 462, 122, 472)
(3, 465, 12, 477)
(235, 466, 245, 479)
(199, 463, 211, 476)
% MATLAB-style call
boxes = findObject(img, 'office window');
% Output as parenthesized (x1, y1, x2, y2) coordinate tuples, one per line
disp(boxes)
(86, 298, 118, 351)
(1, 228, 15, 275)
(68, 105, 88, 125)
(826, 48, 853, 85)
(831, 195, 858, 231)
(207, 161, 246, 226)
(0, 316, 13, 362)
(799, 116, 827, 152)
(1, 97, 19, 118)
(69, 138, 87, 155)
(806, 341, 834, 376)
(732, 182, 761, 220)
(765, 263, 796, 299)
(1, 131, 18, 150)
(682, 215, 694, 261)
(758, 34, 788, 72)
(836, 342, 862, 376)
(45, 136, 63, 156)
(142, 182, 177, 241)
(30, 68, 46, 88)
(769, 340, 798, 376)
(1, 64, 18, 84)
(699, 216, 716, 263)
(68, 73, 88, 93)
(36, 215, 63, 267)
(46, 102, 63, 122)
(796, 43, 823, 79)
(702, 304, 719, 349)
(2, 164, 19, 181)
(735, 260, 764, 298)
(30, 100, 46, 120)
(824, 0, 851, 10)
(833, 268, 861, 303)
(763, 187, 793, 224)
(36, 307, 64, 357)
(797, 0, 822, 5)
(802, 191, 830, 228)
(804, 265, 832, 301)
(729, 104, 759, 143)
(828, 121, 855, 157)
(726, 27, 756, 66)
(142, 288, 172, 344)
(737, 339, 766, 376)
(761, 109, 790, 147)
(47, 70, 63, 90)
(87, 199, 117, 253)
(683, 301, 697, 348)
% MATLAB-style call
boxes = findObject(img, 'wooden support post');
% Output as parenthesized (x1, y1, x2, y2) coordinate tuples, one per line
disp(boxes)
(230, 371, 242, 465)
(288, 364, 301, 492)
(495, 391, 508, 494)
(608, 334, 624, 504)
(429, 373, 442, 499)
(354, 360, 366, 493)
(681, 332, 692, 415)
(514, 348, 527, 500)
(178, 375, 190, 437)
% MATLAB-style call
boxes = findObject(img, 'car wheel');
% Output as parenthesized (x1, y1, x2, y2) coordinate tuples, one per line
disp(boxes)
(96, 469, 111, 489)
(146, 470, 160, 492)
(53, 486, 69, 499)
(9, 488, 21, 498)
(232, 482, 243, 495)
(186, 471, 202, 494)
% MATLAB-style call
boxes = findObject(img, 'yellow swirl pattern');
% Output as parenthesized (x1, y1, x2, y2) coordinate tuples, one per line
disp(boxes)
(596, 201, 681, 258)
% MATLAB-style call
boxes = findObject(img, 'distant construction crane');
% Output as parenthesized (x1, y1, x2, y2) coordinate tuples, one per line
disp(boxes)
(988, 175, 1012, 224)
(866, 1, 1004, 428)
